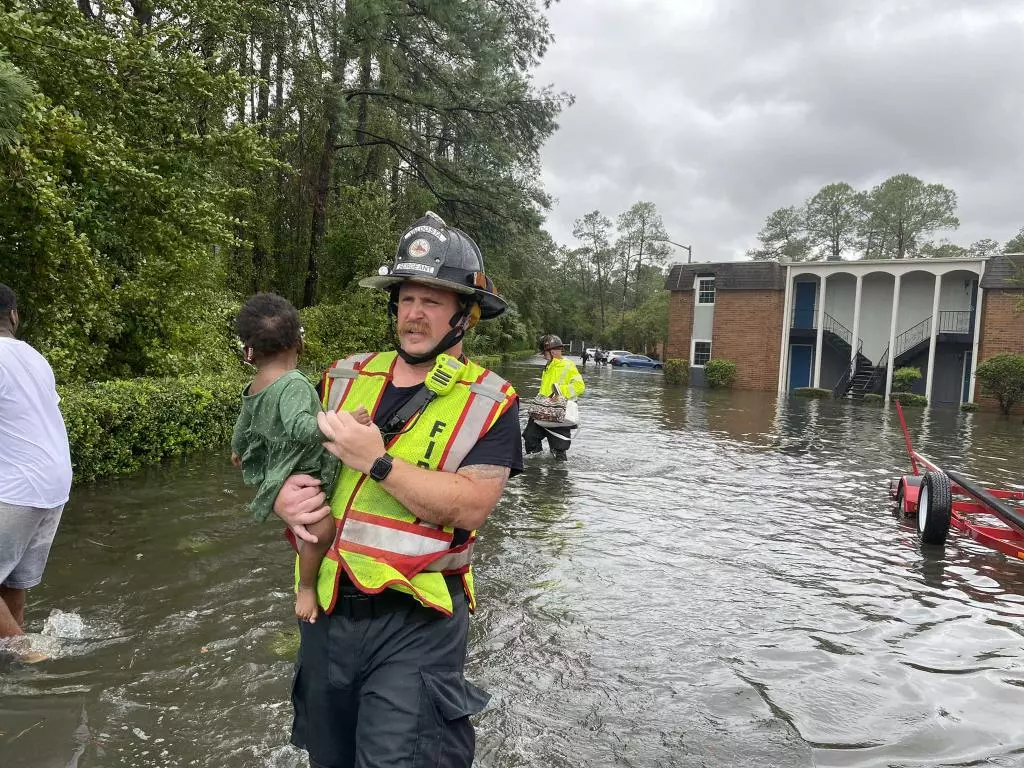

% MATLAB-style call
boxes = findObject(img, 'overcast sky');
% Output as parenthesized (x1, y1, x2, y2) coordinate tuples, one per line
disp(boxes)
(533, 0, 1024, 263)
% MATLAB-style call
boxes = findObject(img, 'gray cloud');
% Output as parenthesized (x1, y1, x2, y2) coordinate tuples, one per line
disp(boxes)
(535, 0, 1024, 261)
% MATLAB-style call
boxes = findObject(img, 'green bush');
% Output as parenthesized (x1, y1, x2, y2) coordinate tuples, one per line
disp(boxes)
(299, 293, 390, 373)
(60, 373, 246, 482)
(892, 366, 923, 392)
(704, 359, 737, 389)
(664, 359, 689, 385)
(863, 393, 885, 405)
(793, 387, 832, 399)
(890, 392, 928, 407)
(974, 353, 1024, 415)
(960, 402, 980, 412)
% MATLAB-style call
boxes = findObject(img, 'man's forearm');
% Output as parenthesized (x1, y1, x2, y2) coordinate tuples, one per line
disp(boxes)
(378, 459, 507, 530)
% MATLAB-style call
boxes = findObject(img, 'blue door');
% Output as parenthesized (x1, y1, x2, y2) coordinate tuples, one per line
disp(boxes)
(789, 345, 813, 390)
(793, 281, 816, 329)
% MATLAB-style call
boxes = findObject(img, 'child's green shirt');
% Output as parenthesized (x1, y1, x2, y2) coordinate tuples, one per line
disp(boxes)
(231, 370, 338, 523)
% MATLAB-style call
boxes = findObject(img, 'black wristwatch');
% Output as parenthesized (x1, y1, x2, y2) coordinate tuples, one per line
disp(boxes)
(369, 453, 394, 482)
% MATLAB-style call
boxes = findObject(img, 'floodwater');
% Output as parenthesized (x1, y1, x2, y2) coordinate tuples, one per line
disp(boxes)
(3, 358, 1024, 768)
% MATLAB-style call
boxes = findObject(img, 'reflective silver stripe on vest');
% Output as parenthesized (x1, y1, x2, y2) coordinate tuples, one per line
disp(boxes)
(438, 370, 511, 473)
(326, 353, 375, 412)
(423, 542, 474, 572)
(340, 518, 451, 556)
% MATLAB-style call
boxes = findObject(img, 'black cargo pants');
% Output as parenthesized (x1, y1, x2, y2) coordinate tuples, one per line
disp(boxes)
(522, 417, 571, 455)
(290, 576, 489, 768)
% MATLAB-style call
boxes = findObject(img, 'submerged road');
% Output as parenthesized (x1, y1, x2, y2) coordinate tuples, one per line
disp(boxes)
(3, 357, 1024, 767)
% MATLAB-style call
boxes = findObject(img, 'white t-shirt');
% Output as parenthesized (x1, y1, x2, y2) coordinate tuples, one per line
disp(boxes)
(0, 337, 73, 508)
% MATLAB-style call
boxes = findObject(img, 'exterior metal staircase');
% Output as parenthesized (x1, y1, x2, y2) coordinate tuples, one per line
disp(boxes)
(791, 308, 973, 399)
(844, 311, 974, 398)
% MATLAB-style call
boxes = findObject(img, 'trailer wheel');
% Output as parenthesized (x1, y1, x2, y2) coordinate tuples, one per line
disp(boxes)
(918, 471, 952, 546)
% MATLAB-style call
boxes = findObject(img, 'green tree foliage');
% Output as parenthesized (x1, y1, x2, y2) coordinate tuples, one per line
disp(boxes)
(860, 174, 959, 259)
(975, 354, 1024, 415)
(749, 175, 967, 262)
(2, 0, 568, 381)
(0, 53, 34, 150)
(572, 210, 614, 334)
(804, 183, 865, 261)
(615, 201, 670, 315)
(1005, 227, 1024, 254)
(748, 206, 811, 262)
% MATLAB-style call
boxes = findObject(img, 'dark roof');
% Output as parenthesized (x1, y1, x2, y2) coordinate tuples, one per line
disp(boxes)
(664, 261, 785, 292)
(980, 253, 1024, 290)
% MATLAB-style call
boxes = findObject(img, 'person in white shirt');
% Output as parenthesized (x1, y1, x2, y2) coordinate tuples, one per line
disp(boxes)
(0, 284, 72, 655)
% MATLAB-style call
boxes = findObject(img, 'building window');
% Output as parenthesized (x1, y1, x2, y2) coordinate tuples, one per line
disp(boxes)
(692, 340, 712, 366)
(697, 278, 715, 304)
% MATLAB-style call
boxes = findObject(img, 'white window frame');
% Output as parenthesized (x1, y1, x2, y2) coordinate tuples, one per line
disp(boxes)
(695, 277, 715, 305)
(692, 339, 712, 367)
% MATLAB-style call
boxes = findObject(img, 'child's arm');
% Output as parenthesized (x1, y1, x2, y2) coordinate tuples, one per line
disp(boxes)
(231, 407, 252, 467)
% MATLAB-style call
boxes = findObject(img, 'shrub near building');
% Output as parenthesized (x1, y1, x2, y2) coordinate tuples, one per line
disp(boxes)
(974, 354, 1024, 416)
(703, 359, 738, 389)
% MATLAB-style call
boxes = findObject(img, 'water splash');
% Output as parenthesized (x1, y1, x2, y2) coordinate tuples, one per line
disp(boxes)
(41, 608, 86, 639)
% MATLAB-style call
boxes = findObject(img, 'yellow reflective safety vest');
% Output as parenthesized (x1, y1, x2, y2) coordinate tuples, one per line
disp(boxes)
(539, 357, 585, 399)
(307, 350, 517, 616)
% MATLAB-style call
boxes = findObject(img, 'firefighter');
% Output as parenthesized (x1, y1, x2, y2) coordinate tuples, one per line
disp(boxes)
(272, 212, 523, 768)
(523, 334, 585, 461)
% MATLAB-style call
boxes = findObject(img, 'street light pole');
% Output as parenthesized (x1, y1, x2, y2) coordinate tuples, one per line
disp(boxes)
(651, 239, 692, 263)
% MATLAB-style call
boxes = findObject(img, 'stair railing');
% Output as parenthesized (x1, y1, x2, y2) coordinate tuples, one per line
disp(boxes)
(832, 339, 864, 398)
(894, 317, 931, 360)
(863, 346, 889, 395)
(822, 313, 853, 347)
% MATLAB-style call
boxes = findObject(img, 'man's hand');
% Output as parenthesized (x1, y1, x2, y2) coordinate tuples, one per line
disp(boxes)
(273, 474, 331, 544)
(318, 410, 387, 475)
(231, 452, 241, 468)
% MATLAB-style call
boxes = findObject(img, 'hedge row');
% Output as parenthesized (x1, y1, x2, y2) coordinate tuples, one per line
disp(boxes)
(59, 374, 246, 483)
(59, 346, 536, 484)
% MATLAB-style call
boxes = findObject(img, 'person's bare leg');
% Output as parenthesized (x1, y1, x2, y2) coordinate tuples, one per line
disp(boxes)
(295, 516, 335, 623)
(0, 586, 25, 638)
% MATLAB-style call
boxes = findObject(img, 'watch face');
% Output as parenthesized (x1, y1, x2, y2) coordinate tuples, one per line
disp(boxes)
(371, 454, 393, 481)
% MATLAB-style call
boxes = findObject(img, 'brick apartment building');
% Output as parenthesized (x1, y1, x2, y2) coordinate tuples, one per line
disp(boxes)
(665, 253, 1024, 407)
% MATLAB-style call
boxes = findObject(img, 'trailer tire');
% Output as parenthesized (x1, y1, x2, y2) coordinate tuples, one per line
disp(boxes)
(918, 471, 952, 546)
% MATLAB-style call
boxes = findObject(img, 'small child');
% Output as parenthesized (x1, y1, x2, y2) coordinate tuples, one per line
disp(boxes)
(230, 293, 370, 623)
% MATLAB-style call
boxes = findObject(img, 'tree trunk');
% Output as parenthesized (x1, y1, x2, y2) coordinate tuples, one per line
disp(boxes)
(256, 33, 271, 131)
(77, 0, 94, 18)
(305, 13, 347, 307)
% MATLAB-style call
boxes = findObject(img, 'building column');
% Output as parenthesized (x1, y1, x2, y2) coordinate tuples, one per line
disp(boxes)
(884, 273, 902, 400)
(777, 265, 793, 394)
(968, 285, 984, 402)
(850, 273, 863, 365)
(813, 274, 827, 388)
(924, 273, 942, 401)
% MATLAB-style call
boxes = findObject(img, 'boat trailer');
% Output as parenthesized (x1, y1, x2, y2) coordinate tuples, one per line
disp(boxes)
(889, 401, 1024, 555)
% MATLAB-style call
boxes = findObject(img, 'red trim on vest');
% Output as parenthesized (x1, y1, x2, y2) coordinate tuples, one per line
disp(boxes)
(436, 390, 476, 469)
(344, 509, 453, 541)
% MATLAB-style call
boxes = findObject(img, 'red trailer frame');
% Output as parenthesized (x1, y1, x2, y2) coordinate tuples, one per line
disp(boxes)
(889, 401, 1024, 557)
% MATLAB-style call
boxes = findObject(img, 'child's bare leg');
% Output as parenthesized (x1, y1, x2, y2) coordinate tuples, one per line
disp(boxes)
(295, 514, 336, 623)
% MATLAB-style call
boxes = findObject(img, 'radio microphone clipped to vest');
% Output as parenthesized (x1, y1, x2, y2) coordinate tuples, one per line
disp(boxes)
(380, 354, 466, 441)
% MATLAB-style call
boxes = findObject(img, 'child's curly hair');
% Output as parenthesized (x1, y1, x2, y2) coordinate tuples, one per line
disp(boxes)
(235, 293, 302, 358)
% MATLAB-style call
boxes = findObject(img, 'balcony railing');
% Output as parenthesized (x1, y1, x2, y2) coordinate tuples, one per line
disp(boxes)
(939, 310, 973, 335)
